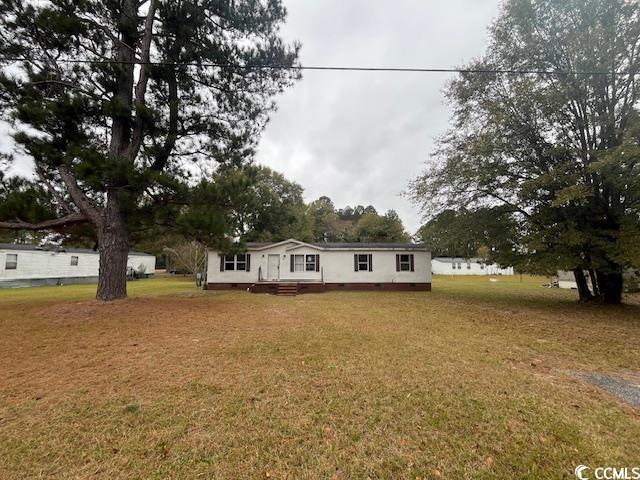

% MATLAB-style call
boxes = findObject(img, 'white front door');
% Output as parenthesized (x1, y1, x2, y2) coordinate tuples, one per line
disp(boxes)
(267, 255, 280, 281)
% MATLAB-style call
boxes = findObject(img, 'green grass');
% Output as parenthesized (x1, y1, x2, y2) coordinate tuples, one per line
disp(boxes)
(0, 274, 194, 304)
(0, 275, 638, 479)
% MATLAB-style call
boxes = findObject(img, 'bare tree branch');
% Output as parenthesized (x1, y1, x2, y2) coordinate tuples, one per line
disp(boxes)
(58, 167, 102, 224)
(0, 212, 87, 231)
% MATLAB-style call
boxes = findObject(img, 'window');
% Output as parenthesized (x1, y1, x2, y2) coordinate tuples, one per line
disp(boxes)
(457, 262, 462, 270)
(397, 254, 414, 272)
(224, 255, 236, 271)
(5, 253, 17, 270)
(305, 255, 317, 272)
(71, 256, 79, 266)
(480, 263, 485, 270)
(292, 254, 319, 272)
(467, 262, 471, 270)
(221, 254, 250, 272)
(236, 254, 247, 271)
(293, 255, 305, 272)
(354, 254, 372, 272)
(290, 254, 320, 272)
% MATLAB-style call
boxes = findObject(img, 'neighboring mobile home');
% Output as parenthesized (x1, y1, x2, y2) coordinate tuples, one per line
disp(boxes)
(0, 243, 156, 288)
(431, 257, 514, 276)
(206, 239, 431, 294)
(557, 270, 640, 293)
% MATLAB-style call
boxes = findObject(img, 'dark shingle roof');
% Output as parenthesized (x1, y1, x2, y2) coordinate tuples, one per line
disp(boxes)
(244, 240, 426, 251)
(0, 243, 154, 257)
(244, 242, 275, 249)
(311, 242, 425, 250)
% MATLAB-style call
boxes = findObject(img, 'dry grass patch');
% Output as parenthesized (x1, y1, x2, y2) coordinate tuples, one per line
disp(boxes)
(0, 276, 639, 479)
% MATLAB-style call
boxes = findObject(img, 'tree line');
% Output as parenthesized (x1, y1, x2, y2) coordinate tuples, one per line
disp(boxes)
(0, 163, 411, 264)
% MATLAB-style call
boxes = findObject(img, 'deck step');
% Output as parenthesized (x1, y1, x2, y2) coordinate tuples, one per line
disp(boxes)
(276, 283, 298, 296)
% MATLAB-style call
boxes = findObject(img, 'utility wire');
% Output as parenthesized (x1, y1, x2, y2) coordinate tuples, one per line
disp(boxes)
(0, 56, 637, 77)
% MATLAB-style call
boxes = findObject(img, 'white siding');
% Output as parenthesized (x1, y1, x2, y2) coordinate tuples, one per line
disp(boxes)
(1, 250, 100, 280)
(127, 254, 156, 275)
(206, 241, 431, 284)
(321, 250, 430, 284)
(557, 270, 583, 290)
(0, 249, 155, 282)
(432, 258, 514, 276)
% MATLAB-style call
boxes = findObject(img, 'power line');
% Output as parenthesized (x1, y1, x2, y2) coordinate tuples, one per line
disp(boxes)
(0, 56, 637, 77)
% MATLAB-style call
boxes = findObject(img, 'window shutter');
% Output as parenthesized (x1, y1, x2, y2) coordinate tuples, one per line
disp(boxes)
(290, 255, 294, 272)
(368, 254, 373, 272)
(396, 254, 400, 272)
(315, 254, 320, 272)
(246, 254, 251, 272)
(219, 254, 224, 272)
(354, 254, 358, 272)
(410, 254, 415, 272)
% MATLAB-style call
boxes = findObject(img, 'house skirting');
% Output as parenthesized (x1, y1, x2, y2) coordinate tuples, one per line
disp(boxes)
(0, 274, 154, 289)
(206, 282, 432, 294)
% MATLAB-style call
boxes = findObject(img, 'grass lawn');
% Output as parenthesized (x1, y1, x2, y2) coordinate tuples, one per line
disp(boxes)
(0, 275, 638, 479)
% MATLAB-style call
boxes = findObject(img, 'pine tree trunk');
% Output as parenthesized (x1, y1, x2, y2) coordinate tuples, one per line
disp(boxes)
(96, 200, 129, 301)
(573, 269, 594, 302)
(596, 269, 624, 305)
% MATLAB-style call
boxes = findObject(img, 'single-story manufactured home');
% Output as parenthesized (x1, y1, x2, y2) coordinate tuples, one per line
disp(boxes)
(0, 243, 156, 288)
(206, 239, 431, 295)
(431, 257, 514, 276)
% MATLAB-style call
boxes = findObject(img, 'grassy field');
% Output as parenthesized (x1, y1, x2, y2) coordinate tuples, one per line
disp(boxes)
(0, 275, 638, 479)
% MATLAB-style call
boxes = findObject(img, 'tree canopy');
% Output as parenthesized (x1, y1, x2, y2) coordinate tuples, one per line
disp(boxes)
(177, 164, 312, 246)
(409, 0, 640, 304)
(417, 208, 517, 263)
(0, 0, 300, 300)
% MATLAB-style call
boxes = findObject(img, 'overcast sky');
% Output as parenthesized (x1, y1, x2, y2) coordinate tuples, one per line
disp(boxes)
(255, 0, 501, 233)
(1, 0, 502, 235)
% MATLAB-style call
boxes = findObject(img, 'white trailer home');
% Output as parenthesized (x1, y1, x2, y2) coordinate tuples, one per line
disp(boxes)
(0, 243, 156, 288)
(206, 239, 431, 295)
(557, 270, 640, 293)
(431, 257, 514, 276)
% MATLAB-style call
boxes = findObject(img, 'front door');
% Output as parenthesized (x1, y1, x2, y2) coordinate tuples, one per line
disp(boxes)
(267, 255, 280, 281)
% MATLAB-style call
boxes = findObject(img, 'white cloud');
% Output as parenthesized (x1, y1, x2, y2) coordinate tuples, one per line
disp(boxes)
(255, 0, 501, 233)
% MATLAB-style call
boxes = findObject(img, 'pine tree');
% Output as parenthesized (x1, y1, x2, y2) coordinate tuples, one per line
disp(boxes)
(0, 0, 299, 300)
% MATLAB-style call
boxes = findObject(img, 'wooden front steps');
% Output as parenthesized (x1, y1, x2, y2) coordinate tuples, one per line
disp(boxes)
(276, 283, 298, 296)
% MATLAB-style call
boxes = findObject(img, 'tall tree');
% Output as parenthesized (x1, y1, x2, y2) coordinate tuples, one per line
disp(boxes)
(417, 208, 518, 263)
(0, 0, 299, 300)
(354, 210, 410, 243)
(178, 164, 312, 243)
(410, 0, 640, 304)
(308, 196, 343, 242)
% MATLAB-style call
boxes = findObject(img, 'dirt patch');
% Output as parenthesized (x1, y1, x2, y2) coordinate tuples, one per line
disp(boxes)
(38, 297, 159, 323)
